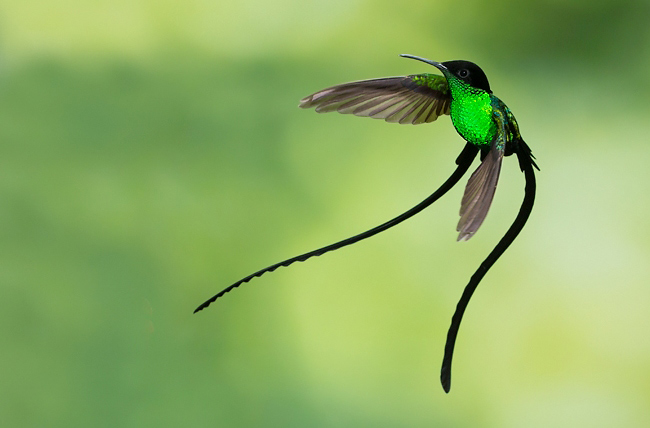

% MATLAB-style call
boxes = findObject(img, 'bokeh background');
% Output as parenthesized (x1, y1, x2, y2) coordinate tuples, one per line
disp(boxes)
(3, 0, 650, 426)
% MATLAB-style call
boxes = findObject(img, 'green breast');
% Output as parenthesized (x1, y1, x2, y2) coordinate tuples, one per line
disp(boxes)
(448, 85, 496, 147)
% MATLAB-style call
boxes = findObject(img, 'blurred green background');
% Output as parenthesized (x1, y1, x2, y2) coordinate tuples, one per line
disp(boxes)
(3, 0, 650, 426)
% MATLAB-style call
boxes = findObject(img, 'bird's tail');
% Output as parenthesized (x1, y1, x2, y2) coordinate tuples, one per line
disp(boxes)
(516, 140, 539, 172)
(440, 141, 537, 393)
(194, 143, 480, 314)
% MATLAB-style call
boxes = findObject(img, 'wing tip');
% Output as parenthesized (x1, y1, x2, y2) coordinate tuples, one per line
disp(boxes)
(299, 96, 315, 109)
(456, 231, 474, 241)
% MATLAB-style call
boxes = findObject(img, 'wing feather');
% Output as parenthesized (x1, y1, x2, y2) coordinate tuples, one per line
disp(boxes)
(300, 75, 450, 125)
(456, 148, 503, 241)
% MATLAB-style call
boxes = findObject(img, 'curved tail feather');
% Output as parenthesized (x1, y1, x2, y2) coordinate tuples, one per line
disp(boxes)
(440, 143, 537, 392)
(194, 144, 479, 314)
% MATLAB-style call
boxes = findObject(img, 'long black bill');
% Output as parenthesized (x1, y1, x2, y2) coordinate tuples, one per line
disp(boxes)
(399, 54, 447, 72)
(440, 142, 537, 393)
(194, 143, 479, 314)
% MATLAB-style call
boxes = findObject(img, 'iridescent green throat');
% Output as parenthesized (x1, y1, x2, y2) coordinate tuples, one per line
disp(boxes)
(447, 77, 496, 147)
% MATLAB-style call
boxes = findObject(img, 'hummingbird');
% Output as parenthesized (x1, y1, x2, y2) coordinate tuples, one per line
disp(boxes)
(195, 54, 538, 393)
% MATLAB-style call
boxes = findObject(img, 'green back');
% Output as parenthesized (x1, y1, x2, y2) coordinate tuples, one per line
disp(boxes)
(411, 73, 449, 94)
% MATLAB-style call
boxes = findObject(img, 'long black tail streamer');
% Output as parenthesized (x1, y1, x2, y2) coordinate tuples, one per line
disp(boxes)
(440, 142, 537, 393)
(194, 143, 479, 314)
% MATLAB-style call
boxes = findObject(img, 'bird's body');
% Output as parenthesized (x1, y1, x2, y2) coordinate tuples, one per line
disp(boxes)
(195, 54, 538, 393)
(448, 81, 496, 147)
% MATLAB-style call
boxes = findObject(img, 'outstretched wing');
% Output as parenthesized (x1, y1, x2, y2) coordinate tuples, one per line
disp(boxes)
(299, 74, 450, 125)
(456, 104, 509, 241)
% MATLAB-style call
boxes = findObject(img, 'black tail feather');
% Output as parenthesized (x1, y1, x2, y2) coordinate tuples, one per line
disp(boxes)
(440, 144, 537, 392)
(194, 143, 480, 314)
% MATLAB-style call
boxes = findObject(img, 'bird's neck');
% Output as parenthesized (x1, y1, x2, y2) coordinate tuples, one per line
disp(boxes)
(447, 77, 488, 101)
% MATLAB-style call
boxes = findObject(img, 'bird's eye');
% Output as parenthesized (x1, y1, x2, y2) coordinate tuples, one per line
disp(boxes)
(458, 69, 469, 78)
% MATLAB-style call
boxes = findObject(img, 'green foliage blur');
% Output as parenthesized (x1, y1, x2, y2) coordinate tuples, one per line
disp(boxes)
(3, 0, 650, 426)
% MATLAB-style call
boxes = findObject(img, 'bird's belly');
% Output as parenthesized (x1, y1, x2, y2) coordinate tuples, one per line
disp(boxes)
(450, 102, 496, 146)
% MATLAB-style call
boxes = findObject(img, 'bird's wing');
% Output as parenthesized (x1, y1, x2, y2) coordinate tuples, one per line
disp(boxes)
(299, 74, 450, 125)
(456, 106, 508, 241)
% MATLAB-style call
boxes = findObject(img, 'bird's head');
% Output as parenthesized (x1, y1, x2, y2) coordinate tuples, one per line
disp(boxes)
(400, 55, 492, 94)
